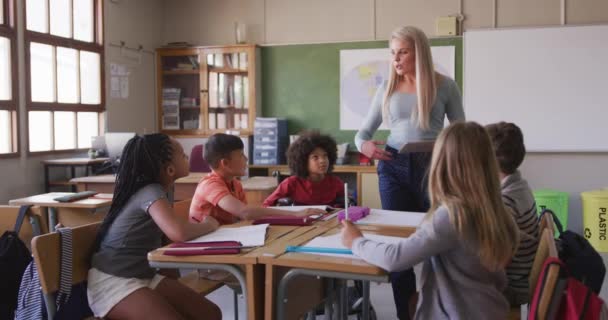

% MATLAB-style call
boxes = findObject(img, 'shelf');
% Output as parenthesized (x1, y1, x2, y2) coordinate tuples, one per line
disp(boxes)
(49, 181, 76, 186)
(209, 106, 249, 114)
(208, 67, 248, 74)
(163, 69, 200, 75)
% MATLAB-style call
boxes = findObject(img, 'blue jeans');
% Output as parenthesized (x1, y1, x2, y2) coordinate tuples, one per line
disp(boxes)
(378, 146, 431, 320)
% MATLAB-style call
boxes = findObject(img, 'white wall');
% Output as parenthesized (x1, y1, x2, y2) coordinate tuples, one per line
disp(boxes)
(159, 0, 608, 233)
(0, 0, 164, 203)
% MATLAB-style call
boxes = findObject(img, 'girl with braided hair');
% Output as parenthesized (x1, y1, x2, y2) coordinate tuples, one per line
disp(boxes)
(88, 134, 221, 320)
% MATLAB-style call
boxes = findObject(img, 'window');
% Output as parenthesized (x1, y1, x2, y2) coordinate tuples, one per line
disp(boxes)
(0, 0, 17, 156)
(25, 0, 104, 153)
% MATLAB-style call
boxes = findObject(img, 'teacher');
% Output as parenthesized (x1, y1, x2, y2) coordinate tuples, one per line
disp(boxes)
(354, 26, 464, 320)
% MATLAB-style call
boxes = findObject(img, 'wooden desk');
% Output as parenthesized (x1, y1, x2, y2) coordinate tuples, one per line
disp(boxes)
(263, 225, 415, 320)
(42, 157, 109, 192)
(147, 222, 312, 320)
(9, 193, 111, 232)
(249, 164, 381, 208)
(71, 174, 278, 205)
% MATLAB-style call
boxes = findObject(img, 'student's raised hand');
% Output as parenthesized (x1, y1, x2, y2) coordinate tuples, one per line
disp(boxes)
(341, 220, 363, 249)
(361, 140, 392, 161)
(203, 216, 220, 231)
(293, 208, 326, 217)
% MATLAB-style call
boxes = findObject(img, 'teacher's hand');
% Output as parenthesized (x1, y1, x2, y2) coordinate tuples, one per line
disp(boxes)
(361, 140, 392, 161)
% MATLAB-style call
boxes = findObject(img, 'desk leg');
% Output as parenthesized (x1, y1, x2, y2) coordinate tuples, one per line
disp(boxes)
(362, 280, 370, 320)
(246, 264, 264, 320)
(29, 216, 42, 236)
(48, 207, 57, 232)
(324, 278, 334, 320)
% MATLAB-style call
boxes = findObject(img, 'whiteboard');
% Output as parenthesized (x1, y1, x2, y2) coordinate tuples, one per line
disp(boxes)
(464, 25, 608, 152)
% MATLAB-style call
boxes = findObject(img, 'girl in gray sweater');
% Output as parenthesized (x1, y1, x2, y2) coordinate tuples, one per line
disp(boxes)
(342, 122, 520, 320)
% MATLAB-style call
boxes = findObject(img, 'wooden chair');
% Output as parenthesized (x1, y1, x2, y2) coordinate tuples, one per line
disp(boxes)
(32, 222, 100, 317)
(0, 205, 48, 250)
(529, 229, 561, 319)
(539, 212, 556, 235)
(529, 229, 559, 303)
(509, 226, 559, 320)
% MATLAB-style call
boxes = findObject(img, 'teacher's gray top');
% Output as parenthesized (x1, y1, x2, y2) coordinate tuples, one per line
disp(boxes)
(354, 76, 465, 151)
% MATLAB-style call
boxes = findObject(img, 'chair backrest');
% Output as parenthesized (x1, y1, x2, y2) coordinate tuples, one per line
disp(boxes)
(529, 228, 559, 297)
(189, 144, 211, 173)
(0, 205, 48, 250)
(31, 222, 100, 295)
(539, 212, 555, 235)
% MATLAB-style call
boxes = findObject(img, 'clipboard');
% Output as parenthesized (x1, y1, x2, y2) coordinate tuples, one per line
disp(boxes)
(399, 140, 435, 153)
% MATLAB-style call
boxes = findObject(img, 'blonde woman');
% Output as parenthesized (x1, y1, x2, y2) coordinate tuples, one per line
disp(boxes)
(354, 26, 464, 319)
(343, 122, 519, 320)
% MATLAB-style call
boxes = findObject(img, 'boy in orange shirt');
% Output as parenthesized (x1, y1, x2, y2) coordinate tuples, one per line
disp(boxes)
(189, 133, 324, 225)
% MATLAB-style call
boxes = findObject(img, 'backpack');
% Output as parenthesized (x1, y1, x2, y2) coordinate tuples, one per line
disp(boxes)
(529, 257, 607, 320)
(541, 209, 606, 293)
(0, 205, 33, 319)
(15, 227, 93, 320)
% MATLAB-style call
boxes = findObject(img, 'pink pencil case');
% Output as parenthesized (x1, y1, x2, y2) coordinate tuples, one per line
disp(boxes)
(162, 241, 242, 256)
(337, 206, 370, 222)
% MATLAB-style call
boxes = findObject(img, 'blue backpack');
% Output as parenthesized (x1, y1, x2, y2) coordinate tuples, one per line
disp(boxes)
(14, 227, 93, 320)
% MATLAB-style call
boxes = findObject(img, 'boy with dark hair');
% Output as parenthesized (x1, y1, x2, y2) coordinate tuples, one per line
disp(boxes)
(486, 122, 540, 306)
(189, 133, 324, 225)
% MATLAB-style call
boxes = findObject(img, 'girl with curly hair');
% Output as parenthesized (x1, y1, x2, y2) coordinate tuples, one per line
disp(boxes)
(262, 131, 346, 207)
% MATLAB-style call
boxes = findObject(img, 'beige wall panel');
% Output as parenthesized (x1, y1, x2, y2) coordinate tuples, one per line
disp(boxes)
(265, 0, 374, 44)
(462, 0, 494, 30)
(376, 0, 459, 38)
(162, 0, 265, 46)
(567, 0, 608, 24)
(497, 0, 560, 27)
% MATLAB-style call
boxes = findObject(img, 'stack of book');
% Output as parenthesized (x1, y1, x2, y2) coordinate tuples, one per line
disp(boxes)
(162, 88, 181, 129)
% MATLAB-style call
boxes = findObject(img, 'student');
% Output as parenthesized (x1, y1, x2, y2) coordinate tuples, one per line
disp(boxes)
(263, 131, 345, 207)
(341, 122, 519, 320)
(190, 133, 325, 225)
(88, 134, 222, 320)
(486, 121, 540, 306)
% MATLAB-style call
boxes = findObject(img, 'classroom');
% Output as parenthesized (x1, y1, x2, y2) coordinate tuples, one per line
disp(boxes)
(2, 0, 608, 319)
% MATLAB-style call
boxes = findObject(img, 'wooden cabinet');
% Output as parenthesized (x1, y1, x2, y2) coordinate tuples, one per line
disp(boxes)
(156, 44, 260, 136)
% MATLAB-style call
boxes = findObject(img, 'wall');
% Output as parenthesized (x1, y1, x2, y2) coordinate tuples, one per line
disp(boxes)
(0, 0, 164, 203)
(160, 0, 608, 233)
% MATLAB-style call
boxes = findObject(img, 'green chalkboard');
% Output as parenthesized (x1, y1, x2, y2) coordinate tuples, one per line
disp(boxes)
(260, 37, 462, 144)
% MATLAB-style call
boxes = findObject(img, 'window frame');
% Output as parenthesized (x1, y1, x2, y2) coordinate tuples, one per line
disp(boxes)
(24, 0, 105, 155)
(0, 0, 18, 158)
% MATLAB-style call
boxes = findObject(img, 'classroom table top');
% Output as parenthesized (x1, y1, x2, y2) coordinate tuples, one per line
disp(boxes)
(9, 192, 112, 208)
(71, 173, 278, 191)
(42, 157, 110, 165)
(263, 226, 410, 276)
(147, 221, 306, 265)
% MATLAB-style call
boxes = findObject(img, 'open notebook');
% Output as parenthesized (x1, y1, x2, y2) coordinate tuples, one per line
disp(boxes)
(186, 223, 269, 247)
(354, 209, 425, 228)
(302, 232, 405, 259)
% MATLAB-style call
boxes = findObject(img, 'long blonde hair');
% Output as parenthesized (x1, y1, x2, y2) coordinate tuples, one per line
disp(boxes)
(382, 26, 437, 130)
(427, 122, 519, 271)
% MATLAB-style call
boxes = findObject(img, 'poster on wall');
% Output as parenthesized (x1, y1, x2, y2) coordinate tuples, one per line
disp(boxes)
(339, 46, 455, 130)
(110, 63, 130, 99)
